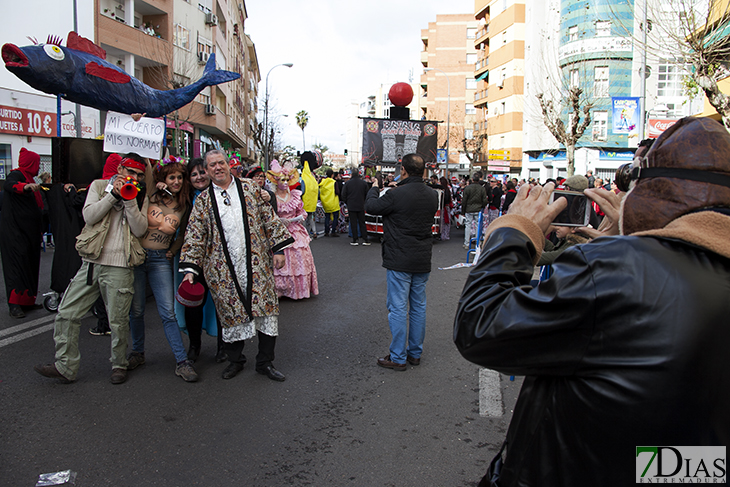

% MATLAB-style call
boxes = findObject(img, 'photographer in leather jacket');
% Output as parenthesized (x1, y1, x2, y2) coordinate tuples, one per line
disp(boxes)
(454, 117, 730, 486)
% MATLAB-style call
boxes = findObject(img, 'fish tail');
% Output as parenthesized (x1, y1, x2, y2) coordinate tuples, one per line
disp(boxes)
(201, 52, 240, 85)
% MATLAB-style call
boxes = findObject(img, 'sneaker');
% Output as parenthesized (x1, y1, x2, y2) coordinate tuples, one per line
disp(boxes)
(350, 242, 359, 246)
(175, 360, 199, 382)
(331, 232, 340, 237)
(362, 241, 371, 246)
(89, 325, 111, 336)
(126, 351, 145, 370)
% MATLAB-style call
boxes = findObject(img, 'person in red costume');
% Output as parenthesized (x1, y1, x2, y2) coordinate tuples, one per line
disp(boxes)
(1, 148, 44, 318)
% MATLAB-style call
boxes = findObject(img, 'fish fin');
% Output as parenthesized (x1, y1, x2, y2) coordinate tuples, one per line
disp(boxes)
(86, 62, 130, 84)
(200, 53, 240, 86)
(203, 52, 217, 75)
(68, 32, 106, 60)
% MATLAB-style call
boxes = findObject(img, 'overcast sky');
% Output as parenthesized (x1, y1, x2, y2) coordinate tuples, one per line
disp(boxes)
(245, 0, 474, 154)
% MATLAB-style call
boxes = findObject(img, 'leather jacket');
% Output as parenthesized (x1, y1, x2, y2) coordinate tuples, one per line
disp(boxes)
(454, 227, 730, 486)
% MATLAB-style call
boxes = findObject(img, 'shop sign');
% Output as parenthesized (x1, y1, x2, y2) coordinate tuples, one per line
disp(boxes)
(0, 104, 57, 137)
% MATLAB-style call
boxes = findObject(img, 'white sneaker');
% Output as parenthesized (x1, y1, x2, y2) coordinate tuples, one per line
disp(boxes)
(350, 242, 359, 246)
(362, 241, 371, 246)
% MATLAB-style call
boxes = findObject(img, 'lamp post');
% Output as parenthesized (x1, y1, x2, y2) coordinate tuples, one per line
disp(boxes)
(264, 63, 293, 170)
(424, 67, 450, 179)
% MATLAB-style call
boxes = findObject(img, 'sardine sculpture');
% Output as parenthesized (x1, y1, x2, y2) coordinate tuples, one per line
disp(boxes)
(2, 32, 240, 118)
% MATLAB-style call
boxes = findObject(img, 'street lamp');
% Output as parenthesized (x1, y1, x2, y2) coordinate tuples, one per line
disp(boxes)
(424, 67, 450, 179)
(264, 63, 293, 169)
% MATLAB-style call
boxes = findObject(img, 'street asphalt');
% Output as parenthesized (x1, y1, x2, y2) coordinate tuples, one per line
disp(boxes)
(0, 223, 521, 487)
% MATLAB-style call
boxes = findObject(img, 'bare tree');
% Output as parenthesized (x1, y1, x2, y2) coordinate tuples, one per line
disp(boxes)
(537, 88, 594, 177)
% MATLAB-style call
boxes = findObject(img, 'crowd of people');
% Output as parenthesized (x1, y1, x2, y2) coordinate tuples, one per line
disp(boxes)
(2, 115, 728, 486)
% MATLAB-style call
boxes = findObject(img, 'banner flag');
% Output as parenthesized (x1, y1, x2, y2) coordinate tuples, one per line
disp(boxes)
(361, 118, 438, 166)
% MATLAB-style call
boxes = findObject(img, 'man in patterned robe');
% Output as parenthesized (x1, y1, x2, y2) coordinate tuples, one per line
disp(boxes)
(179, 150, 293, 381)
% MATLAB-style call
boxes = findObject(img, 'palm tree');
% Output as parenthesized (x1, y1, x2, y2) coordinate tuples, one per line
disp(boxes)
(296, 110, 309, 152)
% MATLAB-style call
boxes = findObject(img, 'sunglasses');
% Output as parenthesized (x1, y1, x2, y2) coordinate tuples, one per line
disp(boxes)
(125, 168, 145, 179)
(221, 189, 231, 206)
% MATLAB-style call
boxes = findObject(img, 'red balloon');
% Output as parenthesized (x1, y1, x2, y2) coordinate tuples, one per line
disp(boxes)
(388, 82, 413, 107)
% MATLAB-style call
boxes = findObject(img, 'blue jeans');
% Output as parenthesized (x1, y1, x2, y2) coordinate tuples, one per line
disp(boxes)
(129, 249, 187, 363)
(386, 269, 430, 364)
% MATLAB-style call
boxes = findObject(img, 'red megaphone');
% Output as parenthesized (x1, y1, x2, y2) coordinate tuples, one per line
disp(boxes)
(119, 177, 140, 200)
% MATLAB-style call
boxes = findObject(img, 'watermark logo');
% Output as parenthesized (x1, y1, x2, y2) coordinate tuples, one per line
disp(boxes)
(636, 446, 726, 483)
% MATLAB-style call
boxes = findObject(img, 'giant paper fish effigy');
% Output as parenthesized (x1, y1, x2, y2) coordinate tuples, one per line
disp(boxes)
(2, 32, 239, 118)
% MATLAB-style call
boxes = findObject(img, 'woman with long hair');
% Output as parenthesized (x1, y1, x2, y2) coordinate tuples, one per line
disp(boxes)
(127, 156, 199, 382)
(174, 158, 226, 363)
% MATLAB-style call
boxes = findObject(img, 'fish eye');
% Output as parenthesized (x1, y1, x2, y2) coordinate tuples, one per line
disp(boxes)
(43, 44, 65, 61)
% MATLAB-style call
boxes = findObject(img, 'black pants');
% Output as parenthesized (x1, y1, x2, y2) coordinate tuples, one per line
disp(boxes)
(349, 210, 367, 242)
(224, 331, 276, 370)
(184, 279, 224, 352)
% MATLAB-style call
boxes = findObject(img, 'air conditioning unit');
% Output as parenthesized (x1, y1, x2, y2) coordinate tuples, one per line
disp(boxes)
(197, 51, 209, 64)
(205, 13, 218, 26)
(204, 104, 216, 115)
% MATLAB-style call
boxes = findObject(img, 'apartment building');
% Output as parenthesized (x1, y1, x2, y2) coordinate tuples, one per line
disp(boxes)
(96, 0, 258, 159)
(474, 0, 525, 176)
(420, 13, 478, 175)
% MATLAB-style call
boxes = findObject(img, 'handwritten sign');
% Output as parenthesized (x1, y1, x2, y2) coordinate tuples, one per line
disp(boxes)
(103, 111, 164, 159)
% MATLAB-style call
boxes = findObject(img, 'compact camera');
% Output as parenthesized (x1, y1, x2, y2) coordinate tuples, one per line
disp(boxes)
(549, 190, 591, 227)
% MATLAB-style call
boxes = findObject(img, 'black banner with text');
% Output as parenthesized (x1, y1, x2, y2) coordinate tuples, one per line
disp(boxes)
(361, 118, 438, 166)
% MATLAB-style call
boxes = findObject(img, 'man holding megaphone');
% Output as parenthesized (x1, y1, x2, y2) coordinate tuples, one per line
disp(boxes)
(34, 153, 149, 385)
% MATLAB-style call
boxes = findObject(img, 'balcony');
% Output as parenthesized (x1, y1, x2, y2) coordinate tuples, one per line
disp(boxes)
(475, 25, 489, 46)
(474, 89, 488, 103)
(421, 51, 429, 67)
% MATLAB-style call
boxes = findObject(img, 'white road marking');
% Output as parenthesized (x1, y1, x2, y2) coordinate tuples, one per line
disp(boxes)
(0, 315, 56, 339)
(0, 323, 55, 348)
(479, 368, 504, 417)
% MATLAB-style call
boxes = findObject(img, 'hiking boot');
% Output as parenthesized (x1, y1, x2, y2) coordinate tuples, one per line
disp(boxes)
(110, 368, 127, 384)
(126, 351, 145, 370)
(175, 360, 199, 382)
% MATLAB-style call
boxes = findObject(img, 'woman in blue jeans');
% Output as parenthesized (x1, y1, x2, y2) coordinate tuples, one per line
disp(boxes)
(127, 157, 198, 382)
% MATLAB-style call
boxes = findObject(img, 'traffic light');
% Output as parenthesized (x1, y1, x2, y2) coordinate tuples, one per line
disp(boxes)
(344, 149, 348, 155)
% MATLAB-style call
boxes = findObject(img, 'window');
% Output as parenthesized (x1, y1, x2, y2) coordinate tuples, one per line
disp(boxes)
(500, 101, 506, 115)
(466, 104, 476, 115)
(502, 30, 508, 45)
(657, 60, 687, 97)
(569, 25, 578, 41)
(466, 53, 477, 64)
(500, 135, 505, 148)
(466, 28, 477, 39)
(0, 143, 11, 180)
(570, 69, 579, 88)
(465, 129, 474, 139)
(466, 78, 477, 90)
(594, 66, 609, 97)
(173, 24, 190, 50)
(596, 21, 611, 37)
(592, 111, 608, 142)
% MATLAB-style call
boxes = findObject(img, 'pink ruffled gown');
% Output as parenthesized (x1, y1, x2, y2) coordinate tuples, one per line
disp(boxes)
(274, 189, 319, 299)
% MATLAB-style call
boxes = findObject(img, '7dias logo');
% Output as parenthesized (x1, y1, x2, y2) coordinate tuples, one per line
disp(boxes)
(636, 446, 726, 483)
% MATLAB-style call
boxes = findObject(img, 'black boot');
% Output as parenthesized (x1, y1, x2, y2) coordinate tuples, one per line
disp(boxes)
(9, 304, 24, 318)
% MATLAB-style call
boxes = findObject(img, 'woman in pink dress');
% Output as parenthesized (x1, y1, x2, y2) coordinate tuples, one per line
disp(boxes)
(266, 160, 319, 299)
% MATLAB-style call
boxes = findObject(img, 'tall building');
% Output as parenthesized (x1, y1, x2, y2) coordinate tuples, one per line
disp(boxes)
(521, 0, 702, 182)
(420, 13, 478, 176)
(474, 0, 526, 176)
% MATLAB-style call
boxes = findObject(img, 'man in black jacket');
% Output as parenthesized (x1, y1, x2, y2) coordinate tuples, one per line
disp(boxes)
(454, 116, 730, 486)
(365, 154, 439, 371)
(340, 168, 370, 246)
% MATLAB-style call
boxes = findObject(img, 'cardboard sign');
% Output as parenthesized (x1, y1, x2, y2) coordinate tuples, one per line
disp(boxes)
(103, 111, 164, 159)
